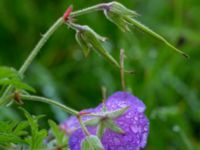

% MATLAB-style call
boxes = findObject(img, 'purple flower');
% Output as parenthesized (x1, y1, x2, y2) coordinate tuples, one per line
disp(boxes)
(61, 91, 149, 150)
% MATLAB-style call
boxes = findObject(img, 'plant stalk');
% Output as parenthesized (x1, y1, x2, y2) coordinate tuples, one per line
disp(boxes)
(21, 94, 78, 116)
(0, 3, 108, 106)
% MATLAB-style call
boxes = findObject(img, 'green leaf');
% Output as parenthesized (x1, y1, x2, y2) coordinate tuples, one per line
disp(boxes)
(48, 120, 68, 147)
(0, 132, 24, 144)
(0, 66, 35, 93)
(0, 78, 35, 92)
(0, 120, 28, 144)
(81, 135, 104, 150)
(0, 67, 19, 79)
(20, 108, 47, 150)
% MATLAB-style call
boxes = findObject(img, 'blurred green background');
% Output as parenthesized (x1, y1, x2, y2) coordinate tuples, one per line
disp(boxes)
(0, 0, 200, 149)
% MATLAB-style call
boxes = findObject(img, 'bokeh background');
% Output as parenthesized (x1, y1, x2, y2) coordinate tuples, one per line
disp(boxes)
(0, 0, 200, 149)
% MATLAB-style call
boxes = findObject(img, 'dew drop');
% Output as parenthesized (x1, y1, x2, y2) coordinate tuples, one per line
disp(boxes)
(130, 125, 138, 133)
(144, 126, 148, 132)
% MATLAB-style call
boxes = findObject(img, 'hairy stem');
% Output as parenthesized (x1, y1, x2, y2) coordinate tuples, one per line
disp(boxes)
(0, 17, 64, 105)
(70, 3, 109, 17)
(0, 3, 108, 106)
(18, 18, 64, 76)
(21, 94, 78, 115)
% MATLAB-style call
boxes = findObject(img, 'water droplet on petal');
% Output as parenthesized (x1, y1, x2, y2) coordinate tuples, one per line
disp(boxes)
(130, 125, 138, 133)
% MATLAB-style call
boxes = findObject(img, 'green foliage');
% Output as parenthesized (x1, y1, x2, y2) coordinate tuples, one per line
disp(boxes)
(48, 120, 68, 148)
(20, 108, 47, 150)
(0, 0, 200, 149)
(0, 120, 28, 145)
(0, 67, 35, 93)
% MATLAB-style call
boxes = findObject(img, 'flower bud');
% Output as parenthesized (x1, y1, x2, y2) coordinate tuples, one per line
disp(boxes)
(103, 2, 188, 58)
(71, 23, 120, 68)
(103, 2, 138, 32)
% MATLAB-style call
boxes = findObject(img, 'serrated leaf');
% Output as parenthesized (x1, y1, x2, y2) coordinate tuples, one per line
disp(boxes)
(48, 120, 68, 146)
(0, 120, 28, 144)
(0, 132, 25, 144)
(0, 66, 35, 93)
(81, 135, 104, 150)
(0, 78, 35, 93)
(20, 108, 47, 150)
(0, 67, 19, 79)
(13, 121, 29, 136)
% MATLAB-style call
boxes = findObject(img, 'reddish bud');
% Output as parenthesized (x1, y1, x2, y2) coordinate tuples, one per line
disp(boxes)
(63, 6, 73, 21)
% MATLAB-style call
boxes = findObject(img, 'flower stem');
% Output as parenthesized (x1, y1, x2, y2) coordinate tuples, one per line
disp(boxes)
(21, 94, 78, 116)
(18, 17, 64, 76)
(0, 17, 64, 105)
(0, 2, 110, 106)
(120, 49, 125, 91)
(70, 3, 108, 17)
(77, 116, 90, 136)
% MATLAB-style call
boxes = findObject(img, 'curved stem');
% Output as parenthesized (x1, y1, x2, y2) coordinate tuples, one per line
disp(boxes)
(18, 17, 64, 75)
(21, 94, 78, 116)
(0, 2, 109, 106)
(0, 18, 64, 105)
(120, 49, 125, 91)
(70, 3, 108, 17)
(77, 116, 90, 136)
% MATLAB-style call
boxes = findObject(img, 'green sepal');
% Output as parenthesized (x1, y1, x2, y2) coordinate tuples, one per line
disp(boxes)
(70, 23, 120, 68)
(97, 122, 105, 138)
(81, 135, 104, 150)
(109, 2, 138, 17)
(84, 117, 101, 126)
(103, 2, 188, 58)
(75, 31, 91, 57)
(125, 17, 189, 58)
(83, 27, 120, 68)
(106, 106, 129, 119)
(103, 119, 124, 134)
